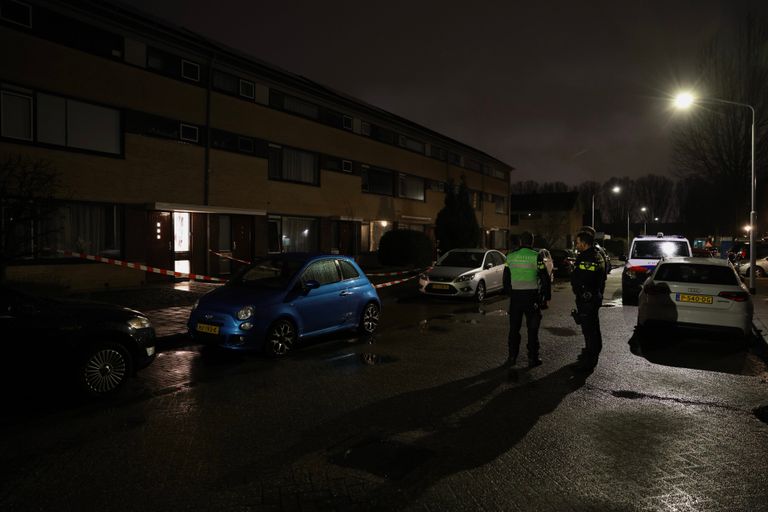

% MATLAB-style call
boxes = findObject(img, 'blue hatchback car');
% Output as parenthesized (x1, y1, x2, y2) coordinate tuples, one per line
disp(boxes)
(187, 253, 381, 356)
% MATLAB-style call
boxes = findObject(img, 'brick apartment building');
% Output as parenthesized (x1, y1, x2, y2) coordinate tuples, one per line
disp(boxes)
(0, 0, 513, 289)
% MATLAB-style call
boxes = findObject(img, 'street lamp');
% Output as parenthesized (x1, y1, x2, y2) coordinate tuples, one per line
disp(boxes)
(640, 206, 648, 235)
(591, 185, 622, 229)
(673, 91, 757, 294)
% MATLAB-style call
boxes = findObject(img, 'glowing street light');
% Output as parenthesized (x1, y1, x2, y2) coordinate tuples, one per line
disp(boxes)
(591, 185, 622, 229)
(673, 90, 757, 294)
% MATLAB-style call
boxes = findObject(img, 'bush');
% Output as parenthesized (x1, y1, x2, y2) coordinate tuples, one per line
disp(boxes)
(377, 229, 434, 268)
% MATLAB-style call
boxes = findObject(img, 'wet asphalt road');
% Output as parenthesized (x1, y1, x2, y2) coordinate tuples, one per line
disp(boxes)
(2, 273, 768, 511)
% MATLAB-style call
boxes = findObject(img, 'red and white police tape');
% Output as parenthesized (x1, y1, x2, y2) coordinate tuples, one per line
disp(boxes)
(208, 249, 252, 265)
(365, 268, 420, 277)
(56, 248, 428, 288)
(56, 249, 226, 282)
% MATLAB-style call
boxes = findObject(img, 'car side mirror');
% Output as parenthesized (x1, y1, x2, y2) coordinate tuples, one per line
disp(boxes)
(303, 280, 320, 292)
(485, 262, 494, 269)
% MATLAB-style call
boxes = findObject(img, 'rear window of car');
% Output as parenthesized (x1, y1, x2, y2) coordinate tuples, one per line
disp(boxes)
(631, 240, 690, 259)
(438, 251, 483, 268)
(654, 263, 740, 286)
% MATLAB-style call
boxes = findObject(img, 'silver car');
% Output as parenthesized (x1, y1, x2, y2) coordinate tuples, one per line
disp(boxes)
(418, 248, 506, 301)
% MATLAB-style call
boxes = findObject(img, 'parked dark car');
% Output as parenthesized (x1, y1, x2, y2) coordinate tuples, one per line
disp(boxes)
(188, 253, 381, 356)
(550, 248, 576, 277)
(0, 287, 157, 397)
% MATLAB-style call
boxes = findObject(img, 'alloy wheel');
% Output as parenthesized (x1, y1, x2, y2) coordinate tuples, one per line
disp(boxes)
(360, 303, 380, 334)
(83, 347, 128, 395)
(267, 320, 295, 356)
(475, 281, 486, 302)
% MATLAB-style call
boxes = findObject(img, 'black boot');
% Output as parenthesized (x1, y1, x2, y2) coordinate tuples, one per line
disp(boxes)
(528, 355, 542, 368)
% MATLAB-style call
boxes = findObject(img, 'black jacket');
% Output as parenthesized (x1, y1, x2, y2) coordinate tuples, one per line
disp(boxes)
(571, 246, 606, 301)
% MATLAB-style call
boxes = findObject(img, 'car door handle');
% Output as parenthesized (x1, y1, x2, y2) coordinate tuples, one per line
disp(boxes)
(340, 290, 353, 296)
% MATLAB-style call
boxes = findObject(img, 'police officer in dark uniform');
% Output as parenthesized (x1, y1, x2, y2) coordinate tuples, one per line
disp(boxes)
(571, 229, 606, 370)
(503, 232, 552, 368)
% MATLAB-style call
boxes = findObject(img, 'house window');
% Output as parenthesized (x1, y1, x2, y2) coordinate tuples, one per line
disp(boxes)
(342, 159, 353, 173)
(361, 167, 394, 196)
(41, 202, 123, 258)
(239, 79, 255, 99)
(398, 135, 425, 154)
(180, 123, 199, 143)
(466, 159, 482, 172)
(67, 100, 121, 154)
(1, 90, 33, 141)
(471, 191, 483, 210)
(213, 71, 238, 94)
(0, 0, 31, 27)
(398, 174, 425, 201)
(269, 147, 319, 185)
(181, 60, 200, 82)
(494, 195, 507, 214)
(281, 216, 318, 252)
(284, 95, 319, 119)
(361, 121, 371, 136)
(267, 216, 281, 253)
(342, 115, 353, 130)
(238, 136, 254, 153)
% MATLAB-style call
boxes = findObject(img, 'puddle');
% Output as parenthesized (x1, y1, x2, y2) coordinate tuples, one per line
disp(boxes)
(330, 437, 434, 480)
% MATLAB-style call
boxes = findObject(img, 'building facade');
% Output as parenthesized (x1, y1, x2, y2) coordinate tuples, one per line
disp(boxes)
(509, 192, 583, 249)
(0, 0, 513, 289)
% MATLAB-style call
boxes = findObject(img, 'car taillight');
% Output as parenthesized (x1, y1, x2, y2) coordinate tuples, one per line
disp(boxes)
(626, 266, 649, 279)
(718, 291, 750, 302)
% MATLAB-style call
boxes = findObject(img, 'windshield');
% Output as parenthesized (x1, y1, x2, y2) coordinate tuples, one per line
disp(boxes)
(438, 251, 484, 268)
(654, 263, 739, 286)
(631, 240, 690, 259)
(229, 256, 307, 289)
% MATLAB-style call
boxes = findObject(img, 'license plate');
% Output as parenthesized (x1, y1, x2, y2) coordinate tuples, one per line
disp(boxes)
(196, 323, 220, 334)
(431, 283, 450, 290)
(676, 293, 713, 305)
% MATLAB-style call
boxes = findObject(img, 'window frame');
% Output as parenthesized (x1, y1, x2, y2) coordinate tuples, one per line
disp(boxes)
(181, 59, 201, 82)
(239, 79, 256, 99)
(180, 123, 199, 143)
(0, 0, 32, 28)
(0, 90, 34, 141)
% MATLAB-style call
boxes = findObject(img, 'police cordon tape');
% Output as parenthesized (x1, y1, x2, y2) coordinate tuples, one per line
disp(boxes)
(56, 249, 424, 288)
(56, 249, 226, 282)
(208, 249, 252, 265)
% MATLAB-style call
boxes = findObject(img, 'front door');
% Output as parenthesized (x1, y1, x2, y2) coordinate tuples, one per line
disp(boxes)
(147, 211, 173, 281)
(231, 215, 253, 274)
(173, 212, 191, 277)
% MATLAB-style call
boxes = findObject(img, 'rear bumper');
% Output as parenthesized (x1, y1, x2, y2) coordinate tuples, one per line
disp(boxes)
(638, 304, 753, 336)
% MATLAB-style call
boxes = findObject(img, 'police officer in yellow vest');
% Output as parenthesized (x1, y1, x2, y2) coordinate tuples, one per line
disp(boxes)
(503, 232, 552, 367)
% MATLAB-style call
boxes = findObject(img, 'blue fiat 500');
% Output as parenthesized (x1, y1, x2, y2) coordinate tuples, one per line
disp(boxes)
(188, 253, 381, 356)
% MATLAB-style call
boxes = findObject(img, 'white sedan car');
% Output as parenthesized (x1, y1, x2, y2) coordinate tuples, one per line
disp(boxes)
(418, 248, 506, 301)
(637, 257, 753, 337)
(737, 258, 768, 278)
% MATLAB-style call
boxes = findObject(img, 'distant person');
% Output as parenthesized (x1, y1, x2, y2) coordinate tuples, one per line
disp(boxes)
(503, 232, 552, 368)
(571, 229, 606, 370)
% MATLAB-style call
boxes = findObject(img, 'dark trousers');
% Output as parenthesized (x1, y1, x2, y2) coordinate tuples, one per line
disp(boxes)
(577, 299, 602, 362)
(508, 289, 542, 360)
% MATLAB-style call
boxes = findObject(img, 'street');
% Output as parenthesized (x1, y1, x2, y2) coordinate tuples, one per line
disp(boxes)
(2, 272, 768, 511)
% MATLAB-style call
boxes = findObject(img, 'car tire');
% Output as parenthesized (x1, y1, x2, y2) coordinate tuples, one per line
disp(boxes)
(264, 319, 296, 357)
(78, 341, 133, 397)
(358, 302, 380, 335)
(474, 280, 486, 302)
(755, 267, 765, 278)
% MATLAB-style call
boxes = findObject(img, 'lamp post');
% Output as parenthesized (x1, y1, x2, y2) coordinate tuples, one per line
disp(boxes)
(592, 185, 621, 229)
(641, 206, 647, 235)
(674, 92, 757, 294)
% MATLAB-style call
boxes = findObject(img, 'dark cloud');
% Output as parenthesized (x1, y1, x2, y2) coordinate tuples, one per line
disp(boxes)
(121, 0, 761, 184)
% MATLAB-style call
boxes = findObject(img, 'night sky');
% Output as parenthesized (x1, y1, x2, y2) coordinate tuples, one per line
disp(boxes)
(122, 0, 761, 184)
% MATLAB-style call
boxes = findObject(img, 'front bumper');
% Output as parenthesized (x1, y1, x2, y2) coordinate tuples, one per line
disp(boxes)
(187, 310, 268, 351)
(418, 278, 477, 297)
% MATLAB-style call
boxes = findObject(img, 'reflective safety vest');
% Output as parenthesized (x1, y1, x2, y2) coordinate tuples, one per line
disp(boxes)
(505, 248, 539, 290)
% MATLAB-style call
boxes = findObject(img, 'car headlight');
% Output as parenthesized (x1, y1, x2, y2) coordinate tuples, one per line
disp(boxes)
(456, 273, 476, 283)
(236, 305, 255, 320)
(127, 316, 151, 330)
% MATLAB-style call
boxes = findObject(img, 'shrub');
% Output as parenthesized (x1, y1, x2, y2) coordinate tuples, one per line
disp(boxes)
(377, 229, 433, 268)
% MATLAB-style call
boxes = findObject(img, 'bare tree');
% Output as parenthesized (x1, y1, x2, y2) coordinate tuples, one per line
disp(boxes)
(0, 155, 61, 282)
(671, 12, 768, 234)
(632, 175, 675, 223)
